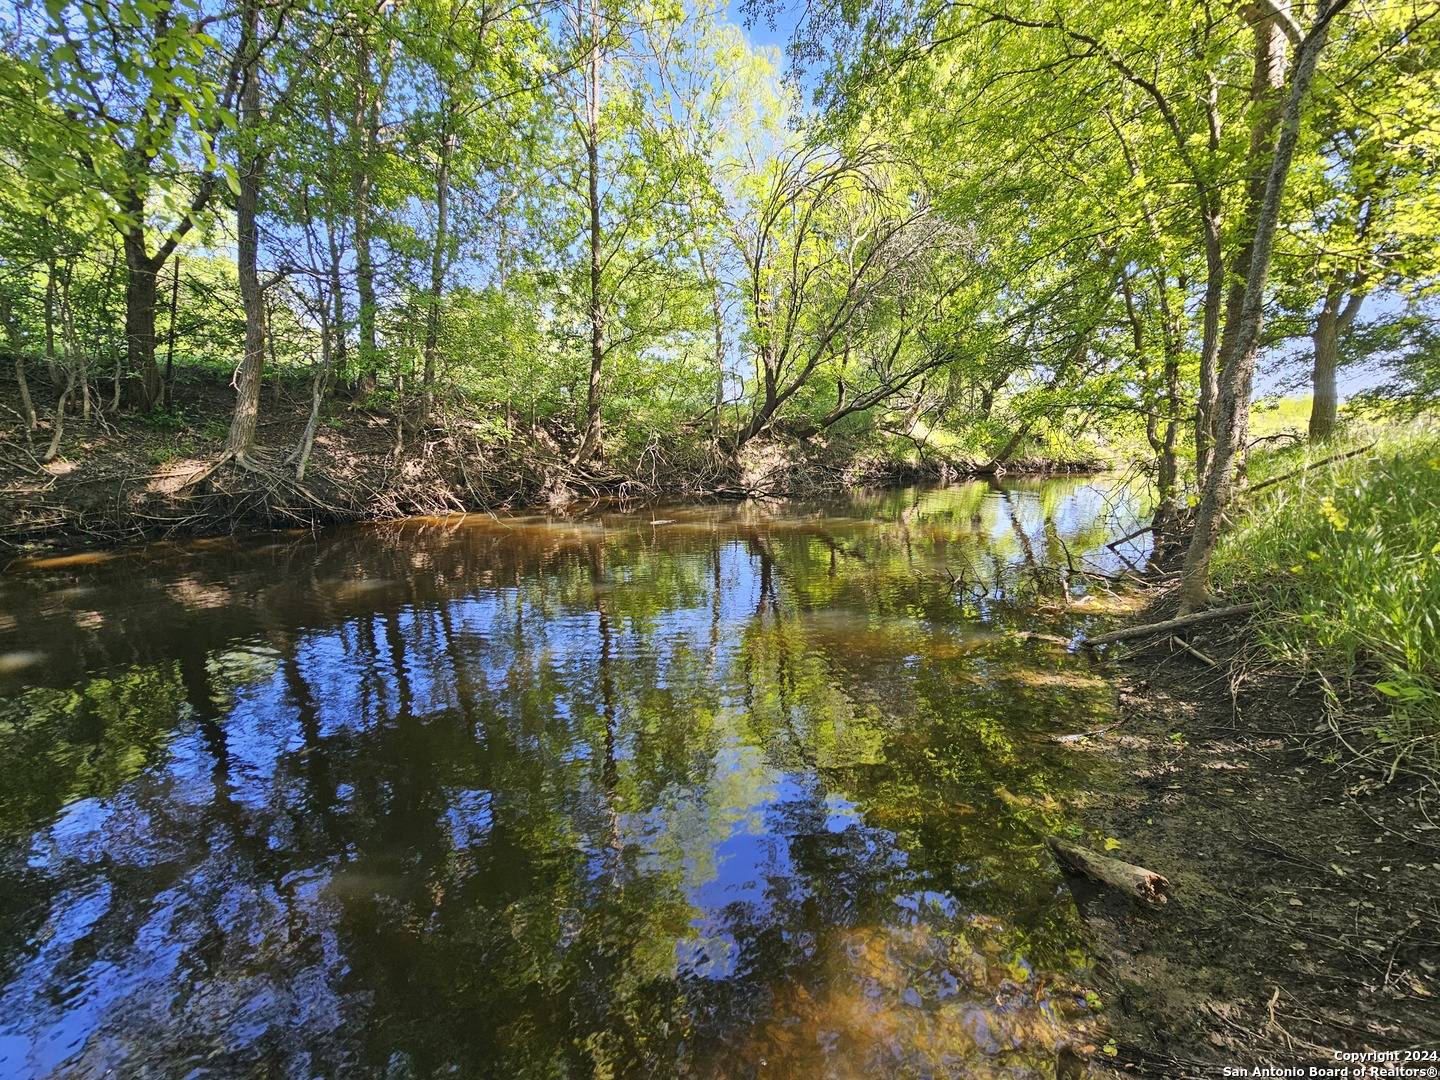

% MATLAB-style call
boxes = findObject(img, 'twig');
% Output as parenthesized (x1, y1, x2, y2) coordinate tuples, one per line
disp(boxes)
(1171, 635, 1218, 667)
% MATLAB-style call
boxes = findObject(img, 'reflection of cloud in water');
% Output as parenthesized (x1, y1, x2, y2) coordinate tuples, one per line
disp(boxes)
(0, 651, 44, 674)
(0, 477, 1143, 1077)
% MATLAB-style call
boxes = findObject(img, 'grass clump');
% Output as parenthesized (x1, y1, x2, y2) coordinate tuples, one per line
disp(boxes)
(1213, 422, 1440, 765)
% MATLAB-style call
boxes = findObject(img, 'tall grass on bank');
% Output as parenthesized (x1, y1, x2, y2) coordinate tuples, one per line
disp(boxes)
(1213, 424, 1440, 768)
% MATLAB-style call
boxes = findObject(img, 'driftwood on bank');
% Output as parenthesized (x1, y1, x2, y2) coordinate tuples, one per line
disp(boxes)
(1045, 836, 1170, 904)
(1082, 602, 1259, 647)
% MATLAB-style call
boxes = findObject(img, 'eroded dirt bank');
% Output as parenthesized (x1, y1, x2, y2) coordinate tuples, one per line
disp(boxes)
(1071, 610, 1440, 1077)
(1, 373, 1096, 558)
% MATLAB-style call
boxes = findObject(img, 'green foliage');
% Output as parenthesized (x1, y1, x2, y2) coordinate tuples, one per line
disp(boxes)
(1214, 424, 1440, 750)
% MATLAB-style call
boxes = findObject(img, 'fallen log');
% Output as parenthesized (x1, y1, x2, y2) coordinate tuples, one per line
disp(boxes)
(1081, 602, 1259, 647)
(1045, 836, 1170, 904)
(1242, 443, 1376, 498)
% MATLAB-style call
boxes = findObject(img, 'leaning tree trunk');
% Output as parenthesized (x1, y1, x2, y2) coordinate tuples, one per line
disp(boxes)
(1207, 0, 1290, 471)
(42, 370, 76, 463)
(1179, 2, 1346, 609)
(292, 296, 333, 481)
(13, 356, 36, 432)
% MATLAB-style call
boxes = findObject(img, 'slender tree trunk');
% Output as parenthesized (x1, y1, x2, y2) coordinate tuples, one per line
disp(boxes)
(731, 340, 780, 449)
(1202, 0, 1289, 480)
(573, 0, 605, 465)
(227, 13, 265, 460)
(1194, 218, 1224, 480)
(327, 229, 347, 388)
(13, 356, 35, 431)
(317, 89, 349, 389)
(352, 39, 380, 395)
(292, 292, 333, 481)
(1179, 3, 1345, 608)
(0, 296, 36, 431)
(42, 371, 75, 463)
(44, 250, 60, 388)
(291, 197, 340, 479)
(697, 246, 724, 442)
(1153, 338, 1181, 542)
(421, 127, 452, 425)
(163, 254, 180, 409)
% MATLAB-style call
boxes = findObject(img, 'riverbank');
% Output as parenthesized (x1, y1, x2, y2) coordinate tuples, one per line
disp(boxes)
(0, 371, 1102, 558)
(1074, 596, 1440, 1076)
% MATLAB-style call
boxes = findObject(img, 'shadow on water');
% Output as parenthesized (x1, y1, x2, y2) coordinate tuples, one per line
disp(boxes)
(0, 477, 1153, 1078)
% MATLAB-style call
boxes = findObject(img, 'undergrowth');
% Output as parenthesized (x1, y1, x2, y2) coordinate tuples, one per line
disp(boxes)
(1213, 421, 1440, 771)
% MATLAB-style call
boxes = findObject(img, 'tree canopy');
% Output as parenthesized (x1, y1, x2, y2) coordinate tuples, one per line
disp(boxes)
(1, 0, 1437, 598)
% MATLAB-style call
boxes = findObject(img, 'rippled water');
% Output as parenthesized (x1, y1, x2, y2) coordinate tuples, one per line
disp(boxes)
(0, 478, 1150, 1078)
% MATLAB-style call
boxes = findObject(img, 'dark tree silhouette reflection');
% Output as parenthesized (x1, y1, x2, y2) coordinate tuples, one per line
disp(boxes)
(0, 479, 1146, 1077)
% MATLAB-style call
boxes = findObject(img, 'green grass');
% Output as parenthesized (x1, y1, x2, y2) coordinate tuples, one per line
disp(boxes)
(1248, 394, 1314, 440)
(1213, 422, 1440, 765)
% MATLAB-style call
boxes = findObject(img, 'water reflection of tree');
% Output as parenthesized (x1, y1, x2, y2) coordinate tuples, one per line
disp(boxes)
(0, 481, 1133, 1076)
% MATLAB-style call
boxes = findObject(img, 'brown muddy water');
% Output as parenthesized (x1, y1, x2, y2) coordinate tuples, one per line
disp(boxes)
(0, 478, 1152, 1078)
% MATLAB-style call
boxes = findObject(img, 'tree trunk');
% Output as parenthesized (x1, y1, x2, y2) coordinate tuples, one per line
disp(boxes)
(1179, 3, 1345, 609)
(318, 89, 349, 388)
(421, 128, 452, 425)
(1194, 217, 1224, 480)
(573, 0, 605, 466)
(163, 254, 181, 409)
(1308, 281, 1363, 442)
(1207, 1, 1291, 471)
(1154, 334, 1181, 539)
(697, 245, 724, 442)
(43, 370, 76, 463)
(44, 250, 60, 388)
(226, 9, 265, 460)
(0, 295, 36, 431)
(731, 341, 780, 450)
(123, 228, 162, 411)
(292, 294, 333, 481)
(13, 356, 36, 431)
(1308, 304, 1340, 443)
(352, 38, 379, 395)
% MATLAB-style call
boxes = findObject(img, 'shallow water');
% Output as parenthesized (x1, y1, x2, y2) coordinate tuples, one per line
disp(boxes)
(0, 478, 1150, 1078)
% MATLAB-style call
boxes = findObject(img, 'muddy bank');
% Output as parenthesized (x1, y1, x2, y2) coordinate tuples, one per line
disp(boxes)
(1, 372, 1100, 557)
(1069, 605, 1440, 1076)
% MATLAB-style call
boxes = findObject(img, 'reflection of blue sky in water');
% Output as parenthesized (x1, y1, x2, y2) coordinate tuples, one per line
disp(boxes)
(0, 478, 1145, 1077)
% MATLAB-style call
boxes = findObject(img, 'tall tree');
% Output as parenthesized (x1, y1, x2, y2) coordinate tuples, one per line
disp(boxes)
(1178, 0, 1351, 608)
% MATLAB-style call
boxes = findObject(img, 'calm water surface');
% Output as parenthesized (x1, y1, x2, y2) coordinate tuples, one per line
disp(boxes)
(0, 479, 1150, 1078)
